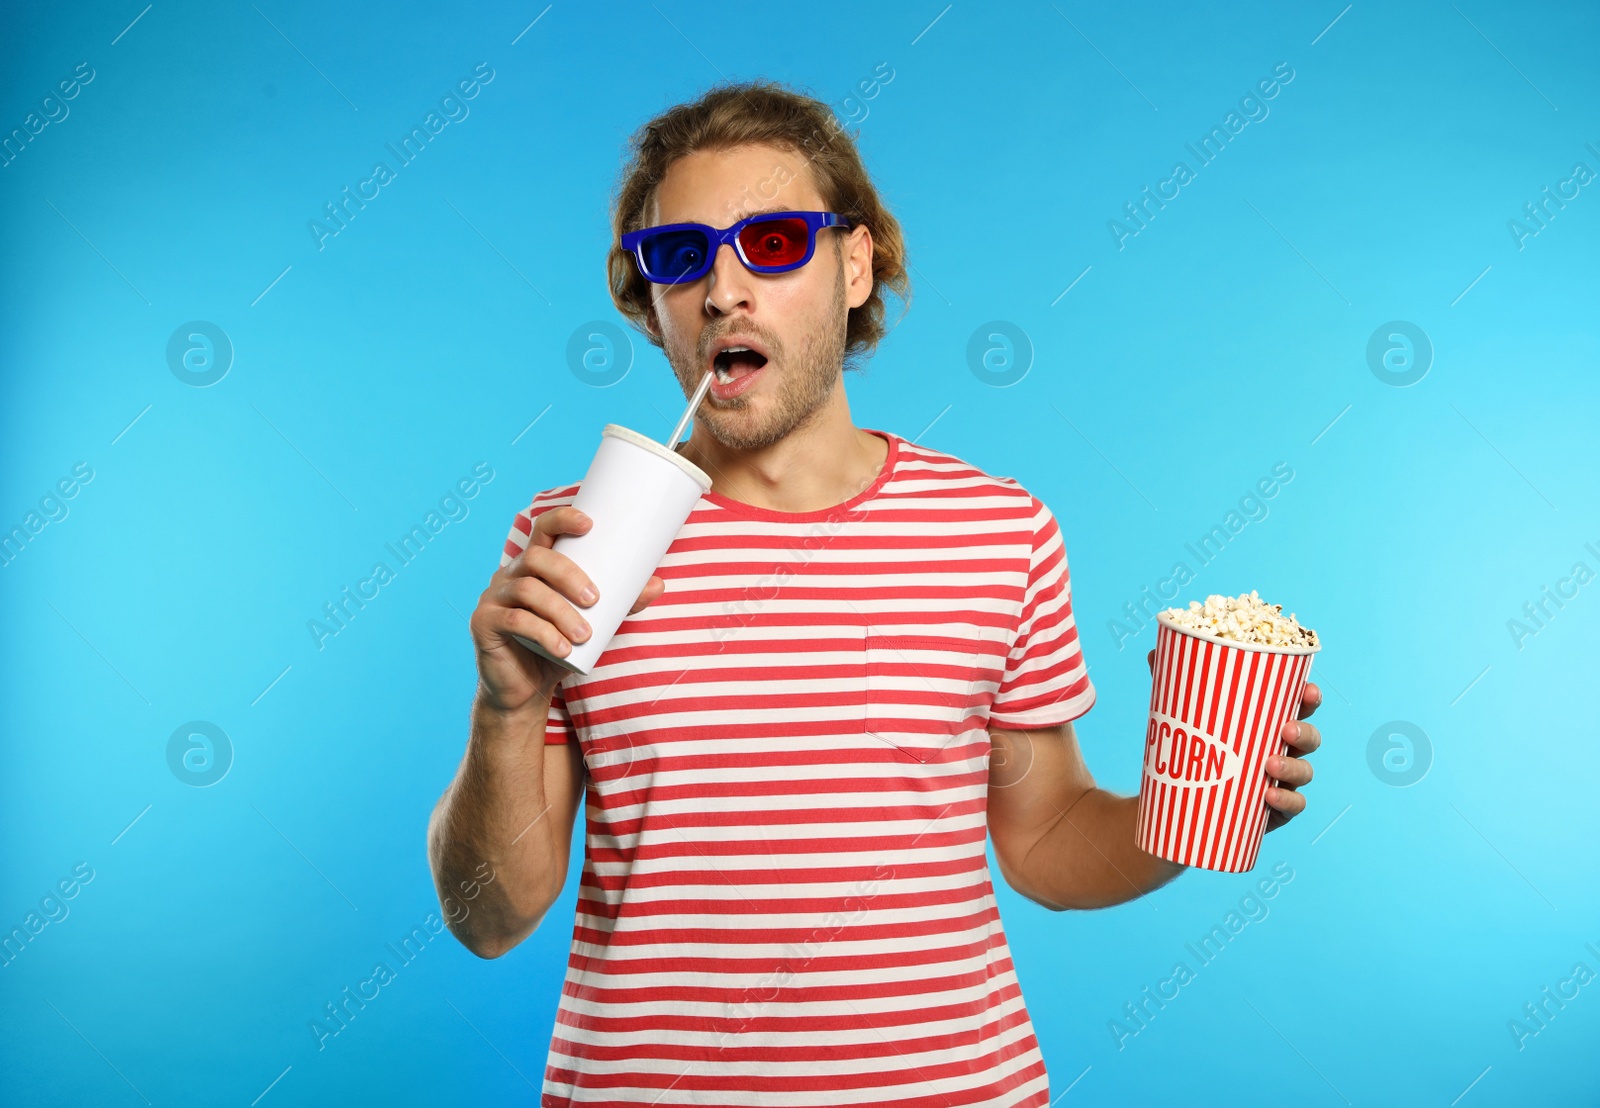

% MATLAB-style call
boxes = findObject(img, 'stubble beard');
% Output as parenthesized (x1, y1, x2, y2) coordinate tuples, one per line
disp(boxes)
(666, 263, 848, 453)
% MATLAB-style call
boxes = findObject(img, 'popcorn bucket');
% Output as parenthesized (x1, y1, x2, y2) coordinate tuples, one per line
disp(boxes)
(1134, 610, 1320, 873)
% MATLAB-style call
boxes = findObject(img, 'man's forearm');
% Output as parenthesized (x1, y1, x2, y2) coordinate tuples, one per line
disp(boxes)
(428, 695, 563, 957)
(1017, 789, 1185, 910)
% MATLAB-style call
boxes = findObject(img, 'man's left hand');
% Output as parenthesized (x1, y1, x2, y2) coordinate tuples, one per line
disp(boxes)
(1146, 648, 1322, 833)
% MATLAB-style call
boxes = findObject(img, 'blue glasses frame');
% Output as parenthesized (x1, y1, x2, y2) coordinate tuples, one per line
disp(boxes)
(621, 210, 853, 285)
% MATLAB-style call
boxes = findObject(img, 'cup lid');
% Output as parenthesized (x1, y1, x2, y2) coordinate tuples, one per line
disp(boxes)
(1154, 609, 1321, 656)
(602, 424, 713, 492)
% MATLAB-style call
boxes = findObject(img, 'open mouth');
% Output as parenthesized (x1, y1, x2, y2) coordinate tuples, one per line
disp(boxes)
(712, 346, 769, 385)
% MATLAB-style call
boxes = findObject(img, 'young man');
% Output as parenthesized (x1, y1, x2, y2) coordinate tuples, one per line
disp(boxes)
(429, 80, 1322, 1107)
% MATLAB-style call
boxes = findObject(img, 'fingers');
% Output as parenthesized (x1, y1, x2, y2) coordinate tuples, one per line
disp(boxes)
(1265, 729, 1313, 827)
(1296, 682, 1323, 719)
(477, 574, 593, 660)
(498, 510, 668, 647)
(1279, 718, 1320, 757)
(1265, 721, 1317, 829)
(1265, 783, 1307, 820)
(517, 574, 593, 646)
(506, 537, 600, 614)
(1266, 751, 1313, 788)
(1146, 648, 1156, 673)
(531, 504, 593, 547)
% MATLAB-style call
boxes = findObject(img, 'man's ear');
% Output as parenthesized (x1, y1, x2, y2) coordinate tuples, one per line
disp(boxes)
(843, 223, 874, 311)
(642, 303, 662, 343)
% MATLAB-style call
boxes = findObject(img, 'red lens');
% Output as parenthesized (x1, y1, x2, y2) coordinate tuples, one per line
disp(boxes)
(737, 217, 810, 268)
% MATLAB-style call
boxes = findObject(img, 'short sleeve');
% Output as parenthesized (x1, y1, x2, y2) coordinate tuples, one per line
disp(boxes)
(542, 685, 573, 745)
(496, 488, 580, 744)
(499, 506, 535, 570)
(988, 494, 1096, 729)
(498, 484, 581, 570)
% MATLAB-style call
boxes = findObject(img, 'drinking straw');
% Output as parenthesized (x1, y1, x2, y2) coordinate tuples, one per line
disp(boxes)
(666, 369, 715, 451)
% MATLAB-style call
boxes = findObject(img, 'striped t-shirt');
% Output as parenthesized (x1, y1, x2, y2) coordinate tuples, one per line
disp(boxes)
(497, 427, 1095, 1108)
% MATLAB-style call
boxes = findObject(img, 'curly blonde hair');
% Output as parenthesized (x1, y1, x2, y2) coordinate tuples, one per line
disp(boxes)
(607, 79, 911, 371)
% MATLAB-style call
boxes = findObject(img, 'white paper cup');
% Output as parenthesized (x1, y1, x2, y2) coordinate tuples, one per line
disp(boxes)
(513, 424, 711, 676)
(1134, 610, 1320, 873)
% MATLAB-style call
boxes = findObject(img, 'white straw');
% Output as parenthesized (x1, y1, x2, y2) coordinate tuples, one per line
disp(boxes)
(666, 370, 715, 451)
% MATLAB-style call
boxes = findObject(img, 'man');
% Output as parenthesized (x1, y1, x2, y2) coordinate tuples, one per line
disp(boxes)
(428, 79, 1322, 1107)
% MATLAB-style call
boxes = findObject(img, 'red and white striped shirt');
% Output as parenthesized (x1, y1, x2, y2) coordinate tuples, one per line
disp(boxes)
(498, 427, 1095, 1108)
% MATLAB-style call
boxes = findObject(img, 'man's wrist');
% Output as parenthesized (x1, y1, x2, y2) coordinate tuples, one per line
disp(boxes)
(1139, 848, 1188, 885)
(1119, 794, 1189, 889)
(472, 687, 556, 739)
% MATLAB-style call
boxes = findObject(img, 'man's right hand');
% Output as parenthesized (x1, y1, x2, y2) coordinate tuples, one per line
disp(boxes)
(471, 505, 667, 715)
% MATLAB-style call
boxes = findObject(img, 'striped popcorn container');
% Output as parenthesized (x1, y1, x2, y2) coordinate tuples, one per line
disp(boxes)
(1134, 610, 1320, 872)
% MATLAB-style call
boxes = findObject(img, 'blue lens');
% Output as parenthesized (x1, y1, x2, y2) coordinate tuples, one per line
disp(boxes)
(641, 228, 710, 283)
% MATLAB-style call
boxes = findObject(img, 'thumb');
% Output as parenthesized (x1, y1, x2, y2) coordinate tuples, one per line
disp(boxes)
(629, 575, 666, 615)
(1146, 648, 1156, 673)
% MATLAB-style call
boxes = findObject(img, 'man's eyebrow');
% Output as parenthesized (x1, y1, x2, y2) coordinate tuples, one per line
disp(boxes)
(727, 205, 791, 223)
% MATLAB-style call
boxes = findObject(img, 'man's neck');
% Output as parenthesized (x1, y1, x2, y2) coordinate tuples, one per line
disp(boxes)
(678, 415, 889, 515)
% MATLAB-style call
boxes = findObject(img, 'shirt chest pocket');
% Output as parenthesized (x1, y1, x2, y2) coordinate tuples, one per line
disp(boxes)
(863, 628, 1003, 765)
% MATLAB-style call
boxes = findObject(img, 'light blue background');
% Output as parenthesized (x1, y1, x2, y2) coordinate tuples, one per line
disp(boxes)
(3, 1, 1597, 1104)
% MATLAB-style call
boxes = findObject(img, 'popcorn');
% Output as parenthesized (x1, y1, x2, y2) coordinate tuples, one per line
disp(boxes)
(1161, 590, 1318, 649)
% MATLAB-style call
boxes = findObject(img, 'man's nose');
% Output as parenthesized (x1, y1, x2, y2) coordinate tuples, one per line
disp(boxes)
(705, 242, 753, 314)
